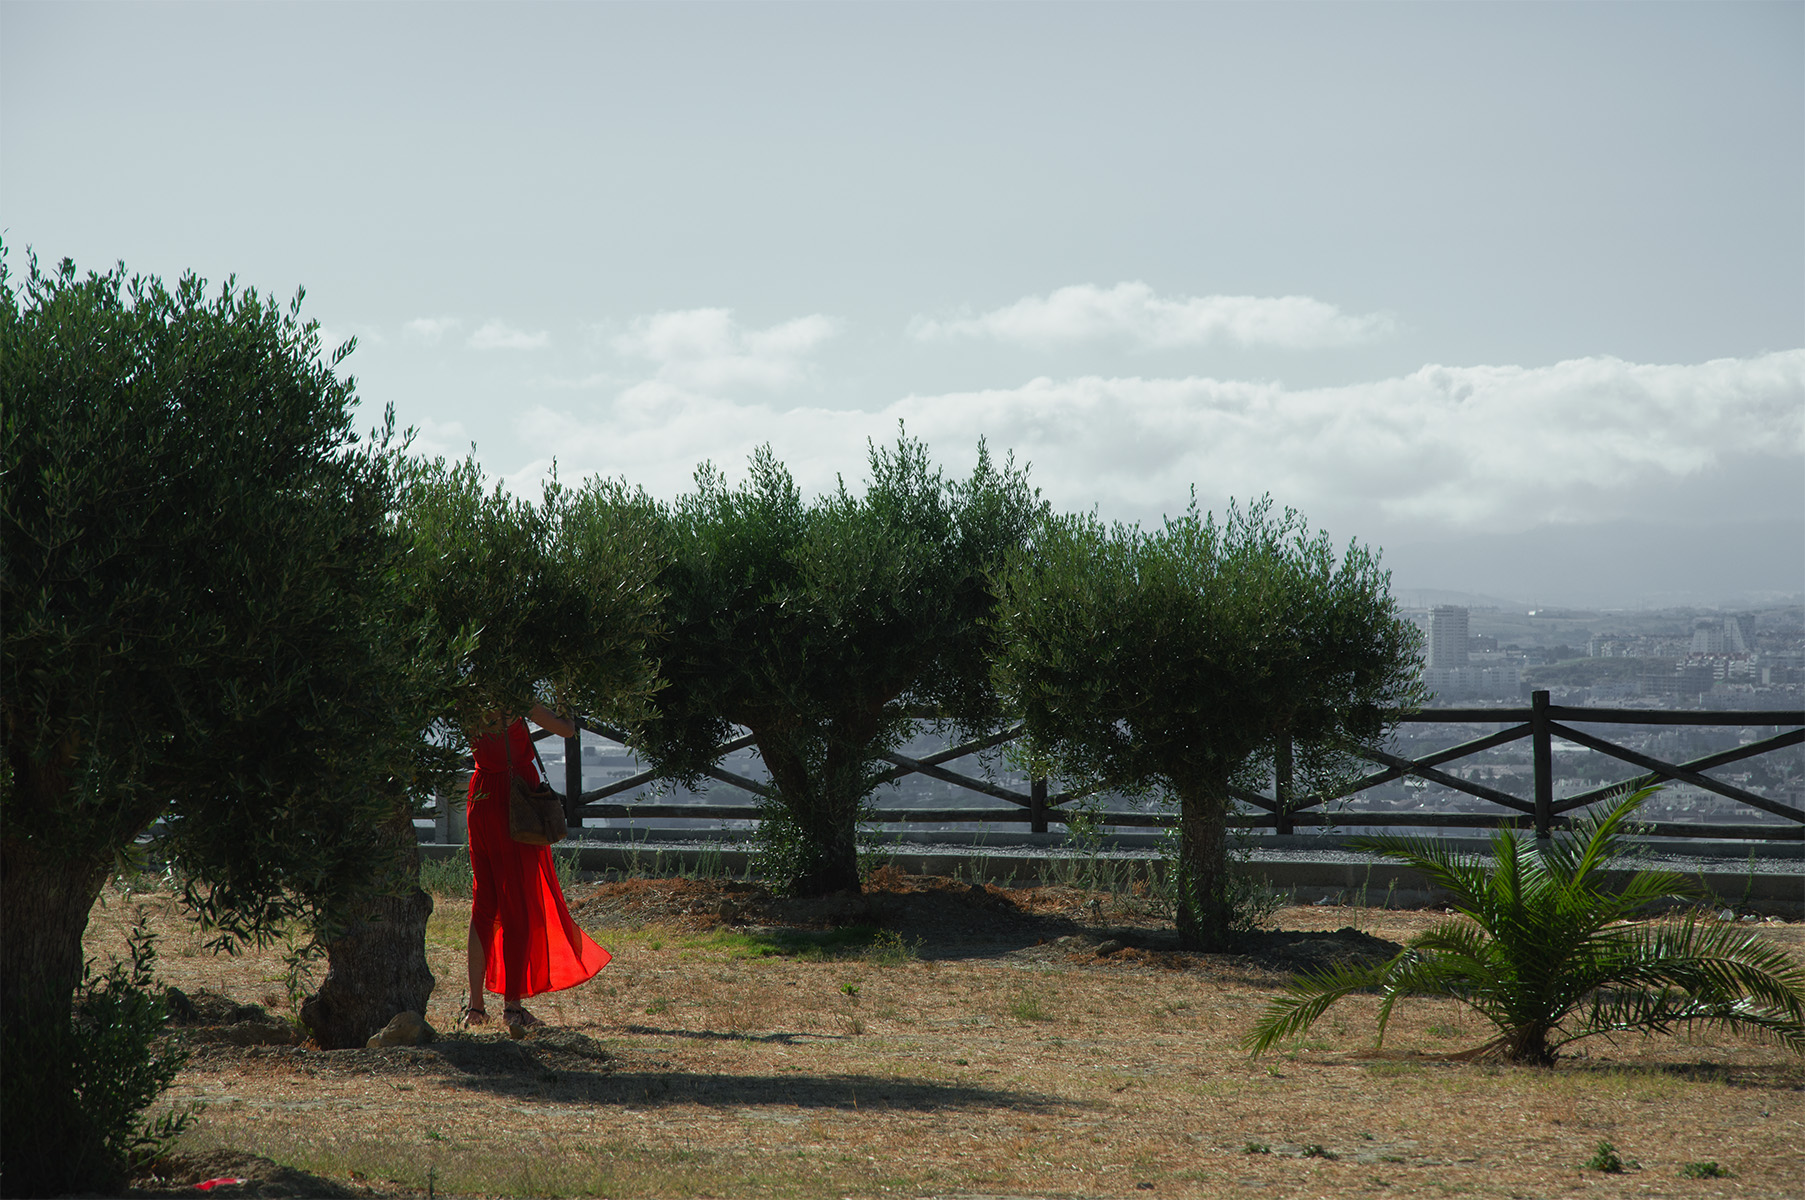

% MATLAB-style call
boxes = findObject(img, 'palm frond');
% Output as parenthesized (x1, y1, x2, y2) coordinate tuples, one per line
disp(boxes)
(1243, 959, 1390, 1055)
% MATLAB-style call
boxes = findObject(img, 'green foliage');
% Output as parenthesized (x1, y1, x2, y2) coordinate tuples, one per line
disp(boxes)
(2, 249, 446, 948)
(70, 919, 196, 1172)
(1585, 1140, 1626, 1173)
(1245, 787, 1805, 1064)
(994, 495, 1423, 947)
(634, 432, 1044, 895)
(395, 457, 665, 736)
(1678, 1160, 1733, 1179)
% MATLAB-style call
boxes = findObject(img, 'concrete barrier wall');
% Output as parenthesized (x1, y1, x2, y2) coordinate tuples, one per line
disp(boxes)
(419, 839, 1804, 916)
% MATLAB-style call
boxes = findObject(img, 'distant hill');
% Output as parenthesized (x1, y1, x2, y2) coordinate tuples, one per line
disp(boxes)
(1389, 588, 1528, 611)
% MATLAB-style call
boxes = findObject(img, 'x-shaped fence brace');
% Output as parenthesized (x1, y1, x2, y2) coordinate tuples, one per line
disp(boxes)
(529, 695, 1804, 840)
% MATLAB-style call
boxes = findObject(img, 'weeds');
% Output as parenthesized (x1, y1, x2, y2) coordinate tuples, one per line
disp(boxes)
(1585, 1141, 1626, 1173)
(1301, 1144, 1336, 1160)
(1678, 1161, 1733, 1179)
(1007, 987, 1055, 1023)
(1244, 1142, 1270, 1155)
(417, 853, 473, 898)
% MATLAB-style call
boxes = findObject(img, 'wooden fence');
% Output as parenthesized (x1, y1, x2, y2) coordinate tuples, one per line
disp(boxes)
(514, 691, 1802, 843)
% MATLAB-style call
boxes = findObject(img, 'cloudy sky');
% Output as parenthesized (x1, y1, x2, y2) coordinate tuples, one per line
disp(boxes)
(5, 2, 1800, 608)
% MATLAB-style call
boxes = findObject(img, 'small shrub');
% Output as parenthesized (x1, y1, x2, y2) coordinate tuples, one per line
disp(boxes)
(1678, 1161, 1733, 1179)
(1301, 1144, 1336, 1160)
(863, 929, 920, 966)
(1585, 1140, 1625, 1174)
(1244, 1141, 1270, 1155)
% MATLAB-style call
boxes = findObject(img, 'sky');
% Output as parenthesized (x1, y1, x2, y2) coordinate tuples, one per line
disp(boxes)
(4, 2, 1801, 610)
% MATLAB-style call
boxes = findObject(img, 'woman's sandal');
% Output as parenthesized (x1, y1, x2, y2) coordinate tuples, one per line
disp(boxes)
(460, 1004, 490, 1029)
(503, 1005, 542, 1040)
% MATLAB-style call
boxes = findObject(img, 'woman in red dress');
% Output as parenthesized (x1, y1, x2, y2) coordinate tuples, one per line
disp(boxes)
(462, 703, 611, 1036)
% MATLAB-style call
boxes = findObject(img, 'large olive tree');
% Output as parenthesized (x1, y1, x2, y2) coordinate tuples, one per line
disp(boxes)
(1, 254, 444, 1193)
(634, 435, 1043, 896)
(994, 497, 1423, 950)
(298, 456, 666, 1048)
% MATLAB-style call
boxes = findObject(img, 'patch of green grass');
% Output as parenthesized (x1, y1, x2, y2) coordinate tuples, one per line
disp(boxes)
(1007, 987, 1055, 1023)
(1301, 1143, 1336, 1160)
(682, 923, 913, 963)
(1678, 1161, 1733, 1180)
(644, 997, 672, 1015)
(1244, 1141, 1270, 1155)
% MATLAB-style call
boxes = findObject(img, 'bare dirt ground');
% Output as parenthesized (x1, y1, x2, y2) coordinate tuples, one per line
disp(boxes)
(82, 868, 1805, 1200)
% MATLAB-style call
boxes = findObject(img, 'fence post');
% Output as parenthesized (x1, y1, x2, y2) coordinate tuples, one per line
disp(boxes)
(1531, 689, 1553, 839)
(565, 718, 584, 830)
(1274, 737, 1295, 836)
(1030, 777, 1049, 834)
(439, 777, 468, 845)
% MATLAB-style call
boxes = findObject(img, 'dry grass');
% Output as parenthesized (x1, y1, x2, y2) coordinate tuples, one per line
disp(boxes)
(84, 870, 1805, 1199)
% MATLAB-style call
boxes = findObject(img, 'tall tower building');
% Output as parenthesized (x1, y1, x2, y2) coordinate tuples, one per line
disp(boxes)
(1430, 606, 1470, 669)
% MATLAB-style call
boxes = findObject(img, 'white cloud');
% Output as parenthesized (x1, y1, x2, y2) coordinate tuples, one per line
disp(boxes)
(611, 308, 842, 391)
(405, 316, 461, 343)
(910, 282, 1395, 350)
(404, 416, 472, 461)
(516, 350, 1803, 535)
(470, 320, 551, 351)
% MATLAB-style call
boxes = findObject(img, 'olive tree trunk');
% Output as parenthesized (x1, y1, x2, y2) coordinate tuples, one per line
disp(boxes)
(299, 803, 435, 1048)
(1172, 771, 1235, 952)
(754, 728, 866, 897)
(0, 834, 116, 1196)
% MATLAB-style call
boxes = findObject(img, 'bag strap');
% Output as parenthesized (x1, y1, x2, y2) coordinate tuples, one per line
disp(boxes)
(501, 715, 556, 788)
(529, 730, 553, 788)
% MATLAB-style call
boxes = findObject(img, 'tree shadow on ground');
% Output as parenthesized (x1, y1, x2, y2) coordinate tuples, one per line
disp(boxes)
(450, 1066, 1071, 1113)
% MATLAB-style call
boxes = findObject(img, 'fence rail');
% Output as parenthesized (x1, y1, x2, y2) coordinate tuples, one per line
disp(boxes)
(498, 692, 1802, 844)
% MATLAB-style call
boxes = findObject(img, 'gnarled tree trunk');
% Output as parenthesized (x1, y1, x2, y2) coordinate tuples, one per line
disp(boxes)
(300, 804, 435, 1048)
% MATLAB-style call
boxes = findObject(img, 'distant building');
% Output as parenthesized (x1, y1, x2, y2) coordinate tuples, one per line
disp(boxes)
(1430, 606, 1469, 669)
(1639, 663, 1716, 700)
(1690, 617, 1749, 656)
(1423, 663, 1522, 701)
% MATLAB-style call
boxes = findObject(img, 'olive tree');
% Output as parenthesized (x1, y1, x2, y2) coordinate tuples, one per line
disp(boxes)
(634, 434, 1042, 896)
(298, 456, 665, 1048)
(994, 497, 1424, 950)
(1, 254, 443, 1193)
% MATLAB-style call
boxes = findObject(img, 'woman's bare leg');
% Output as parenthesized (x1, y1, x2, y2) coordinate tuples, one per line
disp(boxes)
(466, 921, 486, 1011)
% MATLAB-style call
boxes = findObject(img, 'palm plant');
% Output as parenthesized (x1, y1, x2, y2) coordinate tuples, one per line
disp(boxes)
(1245, 787, 1805, 1065)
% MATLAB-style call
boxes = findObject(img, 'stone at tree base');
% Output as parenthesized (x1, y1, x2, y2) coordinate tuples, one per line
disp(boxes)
(366, 1010, 435, 1048)
(300, 807, 437, 1049)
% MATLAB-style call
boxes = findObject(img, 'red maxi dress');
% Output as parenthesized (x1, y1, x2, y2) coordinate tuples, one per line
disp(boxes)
(467, 720, 611, 998)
